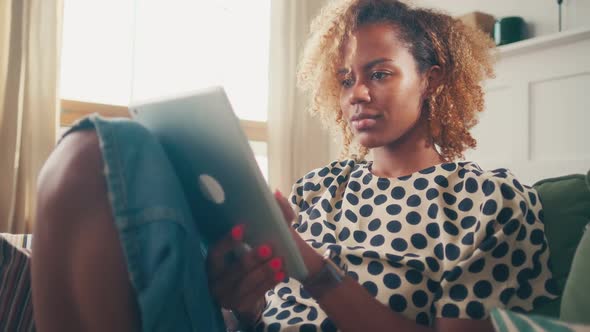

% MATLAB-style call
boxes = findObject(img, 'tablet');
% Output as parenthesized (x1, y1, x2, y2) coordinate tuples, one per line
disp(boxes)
(129, 86, 308, 281)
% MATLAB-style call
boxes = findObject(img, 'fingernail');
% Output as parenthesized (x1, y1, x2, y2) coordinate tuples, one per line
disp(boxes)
(269, 257, 283, 271)
(274, 271, 286, 282)
(231, 224, 245, 241)
(274, 190, 283, 199)
(257, 244, 272, 259)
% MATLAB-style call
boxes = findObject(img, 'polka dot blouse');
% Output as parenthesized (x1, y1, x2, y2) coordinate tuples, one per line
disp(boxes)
(256, 160, 558, 332)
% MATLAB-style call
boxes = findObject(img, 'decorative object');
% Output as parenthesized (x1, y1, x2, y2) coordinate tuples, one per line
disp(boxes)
(494, 16, 526, 46)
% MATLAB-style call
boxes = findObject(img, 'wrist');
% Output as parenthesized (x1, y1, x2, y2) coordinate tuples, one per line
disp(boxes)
(302, 250, 347, 300)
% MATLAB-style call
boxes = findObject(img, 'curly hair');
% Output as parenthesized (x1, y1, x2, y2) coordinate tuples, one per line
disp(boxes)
(297, 0, 496, 161)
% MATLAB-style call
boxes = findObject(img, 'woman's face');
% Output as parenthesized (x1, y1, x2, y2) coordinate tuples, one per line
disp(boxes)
(339, 23, 429, 149)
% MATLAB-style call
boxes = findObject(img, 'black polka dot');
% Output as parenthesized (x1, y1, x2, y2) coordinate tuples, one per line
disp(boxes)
(500, 183, 516, 200)
(513, 179, 524, 192)
(468, 257, 486, 273)
(530, 229, 544, 245)
(392, 238, 408, 251)
(361, 188, 374, 200)
(427, 279, 440, 293)
(441, 163, 458, 172)
(391, 186, 406, 200)
(516, 225, 527, 241)
(443, 221, 459, 236)
(511, 249, 526, 267)
(362, 173, 372, 184)
(450, 284, 468, 301)
(310, 223, 323, 236)
(443, 208, 458, 220)
(407, 195, 421, 207)
(441, 303, 459, 317)
(426, 223, 440, 239)
(348, 181, 361, 192)
(359, 204, 373, 217)
(322, 233, 336, 244)
(370, 234, 385, 246)
(412, 290, 429, 307)
(426, 257, 440, 272)
(525, 210, 536, 225)
(460, 216, 477, 229)
(389, 294, 407, 312)
(320, 200, 333, 213)
(407, 259, 425, 272)
(497, 207, 514, 225)
(276, 309, 291, 320)
(267, 322, 281, 332)
(503, 219, 520, 236)
(307, 307, 318, 320)
(420, 166, 436, 174)
(363, 281, 378, 297)
(377, 179, 391, 191)
(479, 235, 498, 252)
(500, 288, 516, 305)
(383, 273, 402, 289)
(426, 188, 439, 200)
(368, 218, 381, 231)
(528, 192, 538, 206)
(346, 254, 363, 265)
(434, 243, 444, 260)
(461, 231, 474, 245)
(482, 180, 496, 196)
(411, 234, 428, 249)
(386, 204, 402, 216)
(427, 203, 439, 219)
(517, 282, 532, 299)
(374, 194, 387, 205)
(300, 288, 311, 299)
(287, 317, 304, 325)
(445, 244, 461, 260)
(363, 250, 379, 259)
(453, 181, 464, 193)
(323, 220, 336, 231)
(320, 318, 337, 332)
(474, 280, 493, 298)
(344, 210, 358, 223)
(414, 178, 429, 190)
(299, 324, 317, 332)
(465, 178, 479, 193)
(416, 312, 430, 326)
(264, 307, 278, 317)
(466, 301, 485, 319)
(458, 198, 474, 212)
(387, 220, 402, 233)
(492, 241, 509, 258)
(406, 211, 422, 225)
(443, 192, 457, 205)
(482, 199, 498, 215)
(493, 263, 510, 282)
(322, 177, 334, 188)
(434, 175, 449, 188)
(346, 193, 359, 206)
(338, 227, 350, 241)
(309, 208, 321, 220)
(353, 230, 367, 242)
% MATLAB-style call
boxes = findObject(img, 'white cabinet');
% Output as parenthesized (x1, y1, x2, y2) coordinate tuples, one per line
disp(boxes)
(465, 28, 590, 184)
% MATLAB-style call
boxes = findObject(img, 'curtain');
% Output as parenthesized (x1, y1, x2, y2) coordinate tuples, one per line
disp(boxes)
(0, 0, 63, 233)
(267, 0, 334, 196)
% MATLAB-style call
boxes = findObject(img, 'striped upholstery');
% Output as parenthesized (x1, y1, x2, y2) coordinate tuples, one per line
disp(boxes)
(0, 234, 34, 331)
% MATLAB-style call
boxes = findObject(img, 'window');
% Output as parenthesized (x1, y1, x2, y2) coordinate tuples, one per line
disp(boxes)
(60, 0, 271, 179)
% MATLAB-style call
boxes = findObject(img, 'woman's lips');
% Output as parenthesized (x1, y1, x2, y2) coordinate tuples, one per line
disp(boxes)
(351, 115, 381, 131)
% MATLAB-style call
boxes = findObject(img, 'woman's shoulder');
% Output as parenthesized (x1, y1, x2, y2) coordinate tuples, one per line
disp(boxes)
(451, 161, 539, 207)
(295, 158, 367, 185)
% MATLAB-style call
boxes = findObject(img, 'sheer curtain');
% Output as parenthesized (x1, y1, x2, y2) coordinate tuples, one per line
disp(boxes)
(0, 0, 63, 233)
(268, 0, 333, 195)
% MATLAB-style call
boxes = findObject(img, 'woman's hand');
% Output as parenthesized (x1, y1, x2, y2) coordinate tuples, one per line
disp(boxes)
(207, 224, 284, 326)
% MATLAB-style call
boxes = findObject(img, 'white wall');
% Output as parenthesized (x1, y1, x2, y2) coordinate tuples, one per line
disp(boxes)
(411, 0, 590, 38)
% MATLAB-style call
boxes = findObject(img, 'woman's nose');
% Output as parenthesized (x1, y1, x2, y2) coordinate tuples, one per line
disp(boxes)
(349, 82, 371, 105)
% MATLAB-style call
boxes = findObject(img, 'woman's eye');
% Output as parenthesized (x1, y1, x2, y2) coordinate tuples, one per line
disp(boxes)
(341, 78, 354, 88)
(371, 72, 389, 80)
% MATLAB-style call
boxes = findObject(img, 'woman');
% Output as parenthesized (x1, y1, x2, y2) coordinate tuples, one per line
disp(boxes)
(32, 0, 557, 331)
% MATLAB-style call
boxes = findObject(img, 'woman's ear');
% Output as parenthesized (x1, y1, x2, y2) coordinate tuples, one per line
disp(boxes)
(425, 65, 443, 95)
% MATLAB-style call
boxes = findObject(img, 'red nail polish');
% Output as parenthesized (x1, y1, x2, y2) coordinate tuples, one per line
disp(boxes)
(269, 258, 282, 271)
(274, 190, 283, 199)
(257, 244, 272, 259)
(274, 271, 286, 282)
(231, 224, 245, 241)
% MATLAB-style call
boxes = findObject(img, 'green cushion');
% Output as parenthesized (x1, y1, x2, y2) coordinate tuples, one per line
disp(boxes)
(560, 223, 590, 324)
(490, 308, 590, 332)
(530, 170, 590, 318)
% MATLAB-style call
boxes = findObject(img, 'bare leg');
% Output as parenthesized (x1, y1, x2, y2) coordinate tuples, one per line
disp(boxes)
(32, 130, 140, 331)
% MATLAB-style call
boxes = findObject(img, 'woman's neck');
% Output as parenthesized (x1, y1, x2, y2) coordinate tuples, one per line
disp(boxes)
(369, 122, 444, 179)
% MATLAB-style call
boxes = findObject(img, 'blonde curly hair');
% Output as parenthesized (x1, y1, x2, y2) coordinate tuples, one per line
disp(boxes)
(297, 0, 496, 161)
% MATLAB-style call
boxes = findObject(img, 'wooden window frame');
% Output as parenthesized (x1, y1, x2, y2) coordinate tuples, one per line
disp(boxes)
(60, 99, 268, 142)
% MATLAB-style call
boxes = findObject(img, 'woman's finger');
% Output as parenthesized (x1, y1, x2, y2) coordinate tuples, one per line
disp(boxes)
(274, 190, 296, 223)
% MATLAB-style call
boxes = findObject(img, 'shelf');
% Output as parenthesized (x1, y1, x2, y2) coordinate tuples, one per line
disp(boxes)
(497, 26, 590, 57)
